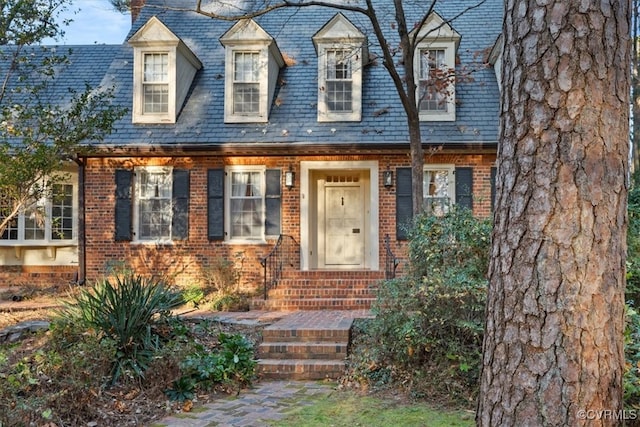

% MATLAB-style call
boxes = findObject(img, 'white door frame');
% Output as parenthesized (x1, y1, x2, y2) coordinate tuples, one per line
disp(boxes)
(300, 160, 379, 271)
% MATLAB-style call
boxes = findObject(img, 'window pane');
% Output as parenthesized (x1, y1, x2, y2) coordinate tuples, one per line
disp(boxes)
(52, 184, 74, 240)
(419, 49, 448, 112)
(234, 52, 259, 82)
(24, 208, 45, 240)
(0, 195, 18, 240)
(230, 171, 262, 239)
(143, 84, 169, 113)
(326, 50, 353, 113)
(137, 170, 172, 240)
(326, 50, 352, 80)
(423, 170, 450, 215)
(144, 53, 168, 83)
(230, 199, 262, 238)
(233, 83, 260, 113)
(327, 81, 353, 112)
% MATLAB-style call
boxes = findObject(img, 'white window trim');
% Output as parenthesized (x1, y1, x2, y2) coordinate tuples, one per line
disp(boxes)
(224, 46, 270, 123)
(132, 48, 177, 124)
(0, 176, 78, 246)
(414, 41, 456, 122)
(133, 166, 174, 244)
(423, 164, 456, 214)
(317, 44, 362, 122)
(224, 165, 267, 243)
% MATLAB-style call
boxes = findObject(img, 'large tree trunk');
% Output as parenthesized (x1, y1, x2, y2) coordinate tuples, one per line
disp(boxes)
(477, 1, 630, 426)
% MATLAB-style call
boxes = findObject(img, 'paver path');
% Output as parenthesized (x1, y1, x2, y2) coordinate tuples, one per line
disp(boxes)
(153, 380, 335, 427)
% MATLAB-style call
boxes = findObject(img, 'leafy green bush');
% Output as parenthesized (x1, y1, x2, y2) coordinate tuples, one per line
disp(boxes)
(353, 207, 490, 403)
(625, 304, 640, 409)
(56, 273, 184, 383)
(628, 179, 640, 305)
(166, 332, 256, 400)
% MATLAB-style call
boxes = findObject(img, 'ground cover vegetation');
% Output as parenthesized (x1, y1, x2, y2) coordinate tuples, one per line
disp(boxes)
(0, 272, 259, 426)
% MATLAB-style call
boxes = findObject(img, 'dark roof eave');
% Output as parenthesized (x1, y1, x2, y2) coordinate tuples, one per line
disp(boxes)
(80, 141, 498, 158)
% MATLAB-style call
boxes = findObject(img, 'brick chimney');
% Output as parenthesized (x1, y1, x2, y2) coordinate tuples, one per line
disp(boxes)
(131, 0, 146, 24)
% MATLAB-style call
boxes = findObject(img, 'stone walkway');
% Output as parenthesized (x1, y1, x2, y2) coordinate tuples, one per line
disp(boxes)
(153, 380, 336, 427)
(153, 310, 373, 427)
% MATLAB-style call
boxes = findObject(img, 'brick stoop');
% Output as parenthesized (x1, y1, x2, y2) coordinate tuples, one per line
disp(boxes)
(257, 311, 363, 380)
(252, 270, 384, 311)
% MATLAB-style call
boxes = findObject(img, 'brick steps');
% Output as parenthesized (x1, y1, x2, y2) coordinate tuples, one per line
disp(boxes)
(259, 342, 347, 359)
(253, 297, 375, 311)
(257, 311, 355, 380)
(266, 286, 377, 298)
(252, 270, 383, 311)
(257, 359, 346, 380)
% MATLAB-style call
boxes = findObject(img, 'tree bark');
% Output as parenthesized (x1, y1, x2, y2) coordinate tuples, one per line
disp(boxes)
(478, 1, 630, 426)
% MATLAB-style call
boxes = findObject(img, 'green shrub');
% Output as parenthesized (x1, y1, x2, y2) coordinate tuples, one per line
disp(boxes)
(628, 180, 640, 305)
(166, 332, 256, 400)
(357, 207, 490, 403)
(625, 304, 640, 409)
(56, 273, 184, 383)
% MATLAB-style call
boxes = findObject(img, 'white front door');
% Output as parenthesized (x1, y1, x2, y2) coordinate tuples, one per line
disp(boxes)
(324, 185, 364, 266)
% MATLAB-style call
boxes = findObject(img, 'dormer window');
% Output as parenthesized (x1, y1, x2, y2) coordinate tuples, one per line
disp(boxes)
(233, 51, 260, 114)
(129, 16, 202, 124)
(313, 14, 366, 122)
(418, 48, 448, 113)
(325, 49, 353, 113)
(143, 53, 169, 114)
(412, 13, 460, 122)
(220, 19, 285, 123)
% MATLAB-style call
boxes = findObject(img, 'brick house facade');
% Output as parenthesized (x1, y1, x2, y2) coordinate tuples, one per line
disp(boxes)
(1, 0, 503, 308)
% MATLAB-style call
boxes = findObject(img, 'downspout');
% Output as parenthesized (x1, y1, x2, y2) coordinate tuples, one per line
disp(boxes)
(73, 155, 86, 285)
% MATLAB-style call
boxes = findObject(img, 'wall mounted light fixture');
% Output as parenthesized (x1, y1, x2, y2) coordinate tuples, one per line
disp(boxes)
(285, 167, 295, 190)
(383, 169, 393, 188)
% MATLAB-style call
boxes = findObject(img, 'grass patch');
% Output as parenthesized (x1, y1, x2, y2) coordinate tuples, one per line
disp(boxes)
(268, 391, 474, 427)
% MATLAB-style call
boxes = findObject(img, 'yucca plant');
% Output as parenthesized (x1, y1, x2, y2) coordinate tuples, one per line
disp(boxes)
(58, 273, 184, 384)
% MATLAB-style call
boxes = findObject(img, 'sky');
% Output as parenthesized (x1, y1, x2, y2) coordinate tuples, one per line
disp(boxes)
(53, 0, 132, 45)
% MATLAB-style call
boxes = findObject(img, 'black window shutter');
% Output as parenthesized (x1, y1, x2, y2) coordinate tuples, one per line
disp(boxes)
(115, 169, 132, 241)
(455, 167, 473, 210)
(172, 169, 189, 240)
(265, 169, 281, 236)
(396, 167, 413, 240)
(490, 166, 497, 212)
(207, 169, 225, 241)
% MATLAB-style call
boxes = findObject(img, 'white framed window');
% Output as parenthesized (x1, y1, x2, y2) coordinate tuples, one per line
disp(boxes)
(0, 179, 77, 244)
(423, 165, 455, 215)
(313, 14, 366, 122)
(232, 51, 261, 115)
(418, 49, 448, 113)
(143, 53, 169, 114)
(317, 45, 363, 122)
(220, 19, 284, 124)
(134, 166, 173, 242)
(129, 17, 202, 124)
(415, 44, 456, 121)
(325, 49, 353, 112)
(225, 166, 265, 241)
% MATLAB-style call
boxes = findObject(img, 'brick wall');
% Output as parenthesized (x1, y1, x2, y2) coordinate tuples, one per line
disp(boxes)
(83, 152, 496, 288)
(0, 265, 77, 286)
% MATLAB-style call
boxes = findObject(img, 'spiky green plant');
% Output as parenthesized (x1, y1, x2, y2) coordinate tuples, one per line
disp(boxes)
(57, 273, 184, 383)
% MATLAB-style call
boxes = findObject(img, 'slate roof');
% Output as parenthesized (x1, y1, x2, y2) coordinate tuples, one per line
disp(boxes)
(61, 0, 504, 148)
